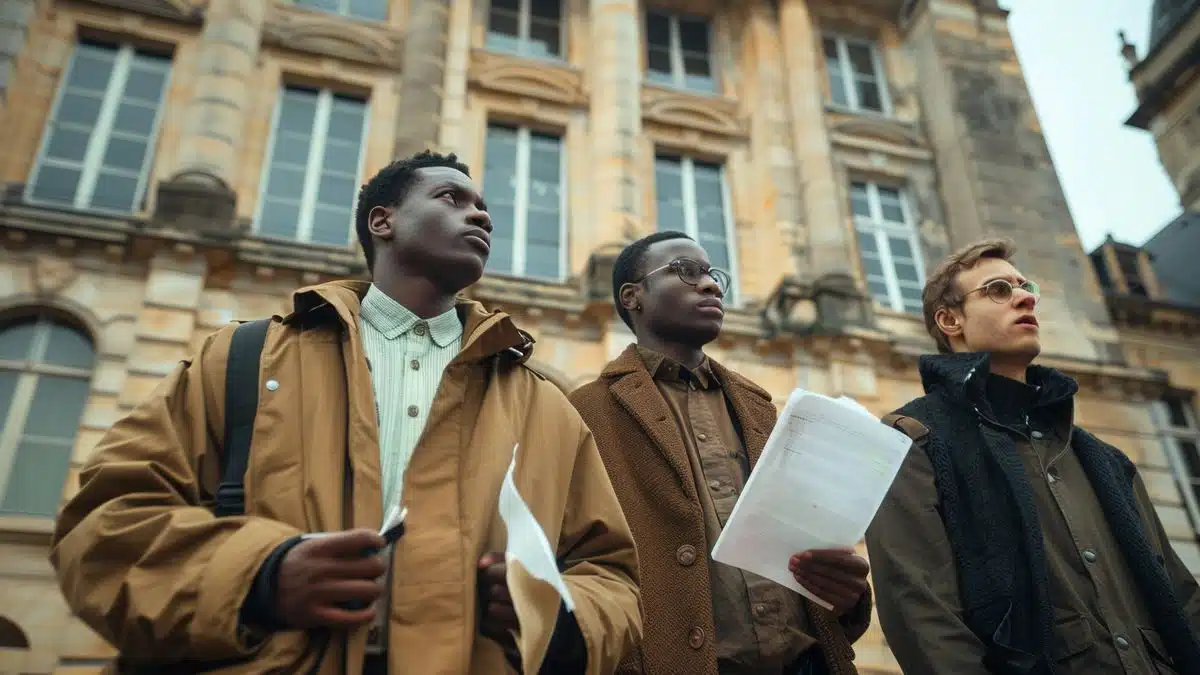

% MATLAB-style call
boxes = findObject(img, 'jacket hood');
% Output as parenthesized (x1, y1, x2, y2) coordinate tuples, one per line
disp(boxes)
(286, 280, 534, 363)
(917, 351, 1077, 408)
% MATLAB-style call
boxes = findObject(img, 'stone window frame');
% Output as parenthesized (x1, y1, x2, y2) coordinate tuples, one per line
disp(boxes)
(25, 38, 173, 216)
(821, 33, 893, 117)
(293, 0, 389, 22)
(252, 84, 372, 247)
(0, 310, 96, 518)
(1156, 397, 1200, 540)
(480, 120, 570, 282)
(642, 7, 718, 95)
(649, 149, 740, 306)
(484, 0, 567, 62)
(849, 179, 924, 314)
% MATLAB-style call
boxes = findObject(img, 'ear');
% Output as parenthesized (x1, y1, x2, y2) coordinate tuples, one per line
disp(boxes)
(367, 206, 395, 240)
(618, 282, 641, 313)
(934, 306, 964, 342)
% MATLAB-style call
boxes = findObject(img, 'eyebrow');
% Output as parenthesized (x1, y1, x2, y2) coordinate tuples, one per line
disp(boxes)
(979, 273, 1027, 286)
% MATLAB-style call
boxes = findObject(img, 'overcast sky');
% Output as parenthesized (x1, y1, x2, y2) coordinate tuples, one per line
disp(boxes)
(1001, 0, 1182, 250)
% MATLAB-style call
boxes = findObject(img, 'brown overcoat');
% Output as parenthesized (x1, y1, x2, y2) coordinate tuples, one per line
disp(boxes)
(50, 280, 642, 675)
(569, 345, 870, 675)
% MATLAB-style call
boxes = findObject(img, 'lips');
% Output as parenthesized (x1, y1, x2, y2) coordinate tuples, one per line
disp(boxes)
(1015, 315, 1039, 327)
(463, 229, 491, 252)
(696, 298, 724, 315)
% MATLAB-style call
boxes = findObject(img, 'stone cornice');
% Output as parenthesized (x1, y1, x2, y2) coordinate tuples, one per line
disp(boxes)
(468, 49, 587, 108)
(72, 0, 203, 24)
(1104, 292, 1200, 337)
(640, 84, 749, 139)
(261, 4, 405, 70)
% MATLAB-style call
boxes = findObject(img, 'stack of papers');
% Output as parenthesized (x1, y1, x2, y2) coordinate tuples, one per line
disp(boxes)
(710, 389, 912, 610)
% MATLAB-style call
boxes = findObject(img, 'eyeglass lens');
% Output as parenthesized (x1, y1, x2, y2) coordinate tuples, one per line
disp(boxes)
(675, 259, 729, 293)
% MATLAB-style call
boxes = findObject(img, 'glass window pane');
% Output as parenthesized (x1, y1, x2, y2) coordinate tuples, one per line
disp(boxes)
(67, 51, 115, 93)
(42, 323, 94, 370)
(1181, 441, 1200, 477)
(829, 71, 849, 107)
(655, 168, 682, 206)
(327, 102, 366, 143)
(89, 173, 140, 212)
(861, 255, 884, 278)
(101, 136, 149, 172)
(857, 230, 878, 254)
(272, 135, 311, 167)
(277, 91, 318, 134)
(700, 239, 731, 272)
(0, 321, 36, 362)
(683, 53, 711, 78)
(259, 200, 301, 240)
(31, 165, 82, 204)
(309, 206, 352, 245)
(112, 102, 157, 136)
(657, 203, 686, 232)
(21, 374, 91, 439)
(493, 0, 520, 10)
(323, 141, 361, 176)
(684, 73, 716, 93)
(1166, 399, 1191, 428)
(45, 127, 90, 163)
(889, 236, 914, 260)
(822, 37, 840, 64)
(894, 261, 920, 283)
(122, 67, 166, 104)
(646, 12, 671, 48)
(647, 47, 672, 76)
(57, 93, 104, 128)
(526, 209, 561, 242)
(0, 439, 74, 516)
(678, 18, 710, 54)
(857, 79, 883, 112)
(0, 371, 17, 423)
(266, 167, 307, 201)
(349, 0, 387, 20)
(529, 19, 562, 58)
(488, 11, 521, 53)
(531, 0, 561, 20)
(524, 241, 561, 280)
(487, 223, 515, 275)
(847, 43, 877, 78)
(868, 279, 889, 302)
(317, 174, 357, 208)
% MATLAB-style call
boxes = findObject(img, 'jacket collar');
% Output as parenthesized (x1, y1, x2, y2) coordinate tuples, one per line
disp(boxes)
(285, 280, 534, 363)
(601, 344, 772, 402)
(918, 351, 1078, 410)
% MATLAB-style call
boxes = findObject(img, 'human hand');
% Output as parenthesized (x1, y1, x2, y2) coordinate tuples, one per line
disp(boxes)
(275, 528, 388, 629)
(788, 548, 870, 616)
(477, 552, 520, 656)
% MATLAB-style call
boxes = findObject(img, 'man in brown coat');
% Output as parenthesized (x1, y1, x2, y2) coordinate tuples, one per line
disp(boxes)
(570, 231, 872, 675)
(865, 238, 1200, 675)
(50, 151, 641, 674)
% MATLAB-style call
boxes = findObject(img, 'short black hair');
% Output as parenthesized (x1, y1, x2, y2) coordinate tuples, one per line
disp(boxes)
(355, 150, 471, 271)
(611, 230, 693, 330)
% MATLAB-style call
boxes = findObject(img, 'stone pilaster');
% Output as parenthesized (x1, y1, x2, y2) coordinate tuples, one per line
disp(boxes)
(904, 1, 1121, 362)
(394, 0, 451, 158)
(740, 1, 803, 296)
(587, 0, 643, 255)
(153, 0, 266, 233)
(778, 0, 853, 280)
(0, 0, 36, 101)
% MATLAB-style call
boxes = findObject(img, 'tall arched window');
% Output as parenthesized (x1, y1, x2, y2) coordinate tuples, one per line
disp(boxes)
(0, 313, 95, 516)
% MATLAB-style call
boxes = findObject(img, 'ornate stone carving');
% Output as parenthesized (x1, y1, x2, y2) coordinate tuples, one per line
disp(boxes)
(828, 116, 926, 149)
(468, 50, 586, 106)
(31, 254, 78, 297)
(77, 0, 202, 23)
(261, 7, 404, 69)
(641, 86, 748, 137)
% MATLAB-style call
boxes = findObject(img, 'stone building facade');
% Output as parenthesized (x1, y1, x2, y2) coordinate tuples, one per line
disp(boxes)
(0, 0, 1196, 673)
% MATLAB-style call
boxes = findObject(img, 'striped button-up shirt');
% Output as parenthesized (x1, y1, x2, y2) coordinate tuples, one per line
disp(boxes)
(359, 285, 462, 510)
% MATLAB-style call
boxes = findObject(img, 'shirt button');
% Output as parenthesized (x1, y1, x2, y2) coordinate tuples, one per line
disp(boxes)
(1047, 471, 1059, 484)
(688, 627, 705, 649)
(1031, 430, 1045, 439)
(676, 544, 697, 567)
(407, 405, 419, 417)
(753, 603, 767, 618)
(410, 359, 420, 371)
(1115, 634, 1130, 650)
(1082, 548, 1097, 563)
(414, 323, 426, 336)
(697, 433, 708, 442)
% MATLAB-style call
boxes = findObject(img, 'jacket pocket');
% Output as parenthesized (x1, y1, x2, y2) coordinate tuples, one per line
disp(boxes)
(1050, 615, 1093, 663)
(1140, 627, 1179, 675)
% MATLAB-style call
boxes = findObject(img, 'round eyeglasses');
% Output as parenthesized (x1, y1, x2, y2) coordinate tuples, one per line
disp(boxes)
(635, 257, 732, 296)
(964, 278, 1041, 304)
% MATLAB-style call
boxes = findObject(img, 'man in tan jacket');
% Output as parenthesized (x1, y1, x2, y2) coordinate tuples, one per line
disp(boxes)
(50, 151, 642, 674)
(570, 232, 871, 675)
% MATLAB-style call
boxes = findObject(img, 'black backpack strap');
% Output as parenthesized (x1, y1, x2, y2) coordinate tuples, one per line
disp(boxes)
(213, 318, 271, 518)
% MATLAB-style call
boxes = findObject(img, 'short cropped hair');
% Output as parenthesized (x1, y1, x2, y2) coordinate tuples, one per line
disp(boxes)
(355, 150, 471, 271)
(611, 231, 693, 330)
(922, 238, 1017, 353)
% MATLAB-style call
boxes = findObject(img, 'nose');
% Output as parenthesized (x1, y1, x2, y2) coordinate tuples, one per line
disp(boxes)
(696, 273, 723, 298)
(467, 205, 492, 233)
(1013, 288, 1037, 309)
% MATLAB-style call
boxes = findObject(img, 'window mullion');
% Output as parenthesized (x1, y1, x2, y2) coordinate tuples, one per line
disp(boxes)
(513, 127, 532, 275)
(680, 158, 698, 238)
(869, 183, 901, 311)
(838, 39, 858, 111)
(299, 90, 333, 242)
(670, 16, 684, 87)
(79, 45, 133, 209)
(519, 0, 532, 46)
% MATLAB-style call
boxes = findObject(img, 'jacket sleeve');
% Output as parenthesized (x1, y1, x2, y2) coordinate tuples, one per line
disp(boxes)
(49, 326, 304, 661)
(555, 426, 643, 675)
(864, 426, 990, 675)
(1132, 471, 1200, 630)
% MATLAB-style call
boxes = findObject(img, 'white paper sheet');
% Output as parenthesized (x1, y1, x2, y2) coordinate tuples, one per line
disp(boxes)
(499, 443, 576, 612)
(710, 389, 912, 610)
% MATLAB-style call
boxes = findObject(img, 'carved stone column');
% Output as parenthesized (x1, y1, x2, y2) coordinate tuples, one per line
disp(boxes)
(587, 0, 643, 255)
(394, 0, 452, 158)
(153, 0, 266, 233)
